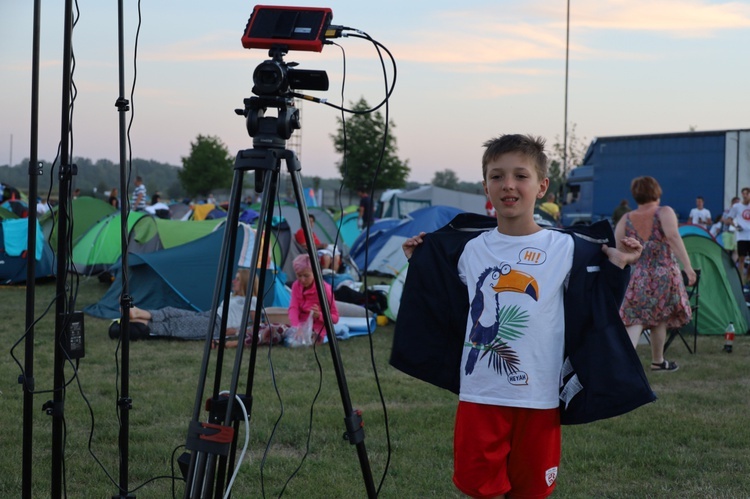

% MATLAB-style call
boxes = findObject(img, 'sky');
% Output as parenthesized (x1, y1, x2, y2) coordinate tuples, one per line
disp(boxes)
(2, 0, 750, 184)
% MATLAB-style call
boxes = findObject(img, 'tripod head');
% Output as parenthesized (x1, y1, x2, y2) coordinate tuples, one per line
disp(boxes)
(235, 47, 328, 149)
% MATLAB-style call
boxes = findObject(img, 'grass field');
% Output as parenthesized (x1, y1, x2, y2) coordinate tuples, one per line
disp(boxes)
(2, 277, 750, 498)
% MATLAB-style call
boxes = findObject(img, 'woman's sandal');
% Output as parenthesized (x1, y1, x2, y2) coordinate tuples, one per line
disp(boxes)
(651, 360, 679, 372)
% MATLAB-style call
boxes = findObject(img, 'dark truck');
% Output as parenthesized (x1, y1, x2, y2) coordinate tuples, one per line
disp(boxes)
(560, 129, 750, 226)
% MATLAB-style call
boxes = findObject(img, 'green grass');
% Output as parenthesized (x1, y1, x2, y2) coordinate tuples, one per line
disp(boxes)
(2, 278, 750, 497)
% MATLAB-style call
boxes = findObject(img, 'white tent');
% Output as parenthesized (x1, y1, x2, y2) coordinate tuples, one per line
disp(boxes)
(380, 186, 486, 219)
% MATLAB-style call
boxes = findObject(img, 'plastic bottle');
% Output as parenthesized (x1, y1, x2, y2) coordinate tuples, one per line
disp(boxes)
(723, 322, 735, 353)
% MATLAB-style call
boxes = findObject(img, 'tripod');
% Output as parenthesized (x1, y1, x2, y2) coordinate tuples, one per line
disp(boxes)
(181, 54, 376, 499)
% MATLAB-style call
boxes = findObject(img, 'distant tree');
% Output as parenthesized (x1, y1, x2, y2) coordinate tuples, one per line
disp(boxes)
(179, 135, 234, 198)
(458, 180, 485, 195)
(331, 97, 410, 191)
(548, 123, 589, 196)
(432, 169, 460, 190)
(166, 181, 185, 201)
(95, 180, 109, 197)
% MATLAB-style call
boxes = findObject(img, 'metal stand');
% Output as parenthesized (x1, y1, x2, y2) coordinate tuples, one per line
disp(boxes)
(48, 1, 76, 496)
(21, 1, 43, 497)
(113, 0, 136, 496)
(181, 62, 376, 497)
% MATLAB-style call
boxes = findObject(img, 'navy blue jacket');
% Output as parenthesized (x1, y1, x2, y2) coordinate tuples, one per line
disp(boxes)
(390, 214, 656, 425)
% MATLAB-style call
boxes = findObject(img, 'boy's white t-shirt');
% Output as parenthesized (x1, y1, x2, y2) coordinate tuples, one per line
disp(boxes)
(457, 228, 574, 409)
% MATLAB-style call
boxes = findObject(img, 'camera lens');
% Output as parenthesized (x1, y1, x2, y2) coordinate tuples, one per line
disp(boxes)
(252, 60, 287, 95)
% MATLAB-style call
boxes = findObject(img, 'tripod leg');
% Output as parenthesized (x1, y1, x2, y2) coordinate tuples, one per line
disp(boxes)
(285, 151, 377, 498)
(183, 167, 247, 498)
(183, 148, 285, 498)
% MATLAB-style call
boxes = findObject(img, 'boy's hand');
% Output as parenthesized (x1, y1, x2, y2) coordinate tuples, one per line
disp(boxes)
(602, 236, 643, 269)
(402, 232, 427, 260)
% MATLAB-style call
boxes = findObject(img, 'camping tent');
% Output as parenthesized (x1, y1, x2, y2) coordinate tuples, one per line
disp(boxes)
(385, 263, 408, 321)
(42, 196, 117, 250)
(0, 218, 55, 284)
(71, 211, 147, 275)
(85, 224, 290, 319)
(379, 186, 486, 219)
(70, 211, 227, 275)
(350, 205, 465, 276)
(127, 216, 223, 253)
(337, 211, 361, 248)
(277, 204, 354, 284)
(169, 202, 192, 220)
(679, 229, 750, 335)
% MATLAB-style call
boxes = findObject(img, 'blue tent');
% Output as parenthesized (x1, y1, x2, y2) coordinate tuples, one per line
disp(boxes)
(349, 205, 464, 276)
(0, 218, 55, 284)
(84, 224, 289, 319)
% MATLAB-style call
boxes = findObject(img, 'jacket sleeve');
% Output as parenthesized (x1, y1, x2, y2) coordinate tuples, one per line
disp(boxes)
(389, 214, 496, 393)
(390, 235, 467, 394)
(560, 227, 656, 425)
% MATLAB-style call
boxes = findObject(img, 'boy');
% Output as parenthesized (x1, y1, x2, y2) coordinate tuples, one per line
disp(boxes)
(392, 134, 654, 498)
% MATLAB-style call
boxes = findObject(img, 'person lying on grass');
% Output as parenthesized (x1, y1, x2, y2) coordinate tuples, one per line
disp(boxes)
(128, 268, 256, 341)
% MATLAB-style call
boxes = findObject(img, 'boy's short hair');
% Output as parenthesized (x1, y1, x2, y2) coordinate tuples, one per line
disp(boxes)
(630, 176, 662, 204)
(481, 134, 548, 181)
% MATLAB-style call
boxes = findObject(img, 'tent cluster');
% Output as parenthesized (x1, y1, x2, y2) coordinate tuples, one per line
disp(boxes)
(8, 181, 747, 340)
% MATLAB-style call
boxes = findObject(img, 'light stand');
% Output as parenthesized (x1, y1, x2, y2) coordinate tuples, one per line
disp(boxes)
(21, 1, 43, 497)
(181, 48, 376, 498)
(113, 0, 136, 497)
(47, 0, 76, 496)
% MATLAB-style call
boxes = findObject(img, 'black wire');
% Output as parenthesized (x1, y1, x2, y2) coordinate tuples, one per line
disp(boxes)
(171, 444, 187, 499)
(361, 34, 394, 496)
(59, 3, 82, 492)
(322, 42, 348, 278)
(304, 30, 397, 116)
(328, 34, 395, 496)
(277, 341, 324, 497)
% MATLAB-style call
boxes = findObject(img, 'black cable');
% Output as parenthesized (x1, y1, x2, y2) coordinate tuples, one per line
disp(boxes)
(364, 34, 396, 496)
(277, 342, 324, 497)
(294, 31, 396, 117)
(171, 444, 187, 499)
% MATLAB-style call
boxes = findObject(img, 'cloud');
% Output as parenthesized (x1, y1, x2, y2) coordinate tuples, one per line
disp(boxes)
(568, 0, 750, 35)
(375, 0, 750, 74)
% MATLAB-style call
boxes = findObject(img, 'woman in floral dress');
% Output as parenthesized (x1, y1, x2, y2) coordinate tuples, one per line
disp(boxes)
(616, 176, 696, 372)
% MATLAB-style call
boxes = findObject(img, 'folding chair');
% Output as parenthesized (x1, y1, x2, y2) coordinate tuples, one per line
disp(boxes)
(664, 269, 701, 354)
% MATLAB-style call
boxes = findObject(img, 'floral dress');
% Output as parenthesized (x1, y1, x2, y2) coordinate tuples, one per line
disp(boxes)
(619, 209, 692, 328)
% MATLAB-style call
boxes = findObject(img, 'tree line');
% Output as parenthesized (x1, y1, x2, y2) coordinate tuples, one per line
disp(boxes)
(2, 98, 585, 203)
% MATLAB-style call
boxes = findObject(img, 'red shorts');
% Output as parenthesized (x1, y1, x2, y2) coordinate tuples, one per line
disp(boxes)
(453, 401, 561, 499)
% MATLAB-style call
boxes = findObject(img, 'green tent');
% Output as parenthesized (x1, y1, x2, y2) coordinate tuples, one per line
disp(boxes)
(682, 234, 750, 335)
(128, 216, 223, 253)
(71, 211, 146, 275)
(71, 211, 233, 276)
(42, 196, 117, 249)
